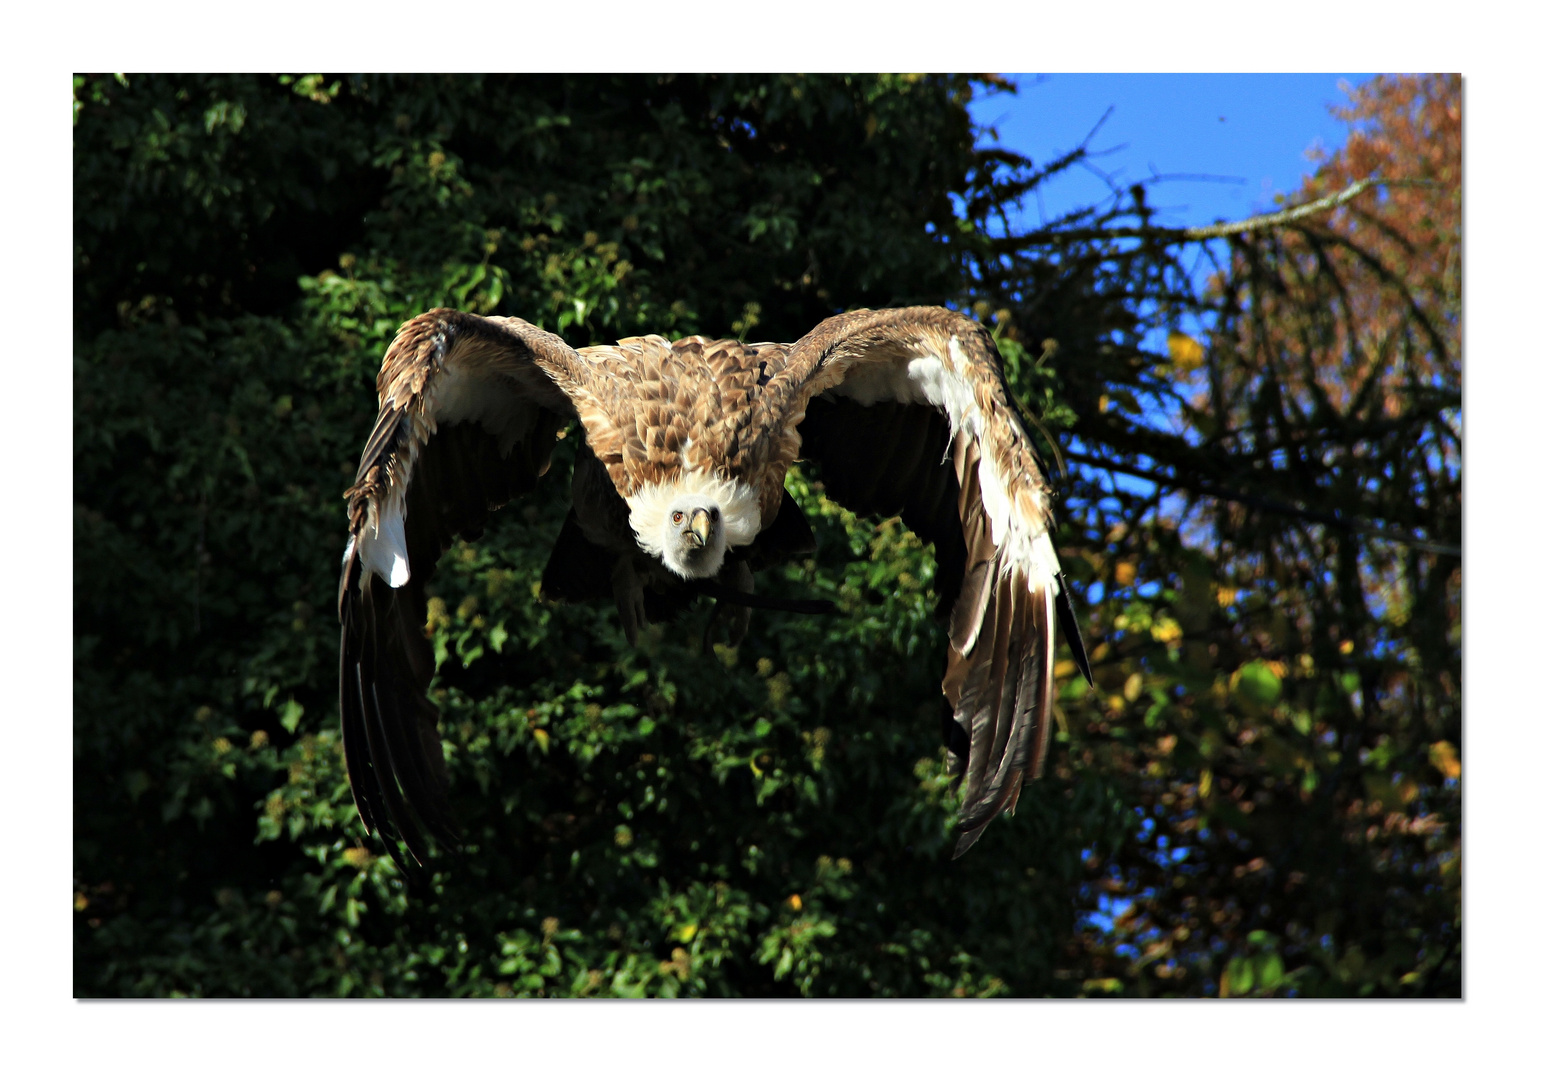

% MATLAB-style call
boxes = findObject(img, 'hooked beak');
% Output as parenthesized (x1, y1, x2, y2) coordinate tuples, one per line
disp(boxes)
(687, 508, 713, 548)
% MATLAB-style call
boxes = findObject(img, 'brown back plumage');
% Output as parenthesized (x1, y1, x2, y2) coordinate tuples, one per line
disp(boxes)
(570, 335, 788, 519)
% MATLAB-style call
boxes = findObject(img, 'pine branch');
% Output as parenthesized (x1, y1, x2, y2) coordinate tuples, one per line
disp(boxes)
(1064, 450, 1460, 557)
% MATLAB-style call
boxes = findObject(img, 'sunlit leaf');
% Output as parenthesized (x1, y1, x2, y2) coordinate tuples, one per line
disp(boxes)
(1166, 330, 1205, 371)
(1429, 740, 1461, 780)
(1232, 661, 1283, 710)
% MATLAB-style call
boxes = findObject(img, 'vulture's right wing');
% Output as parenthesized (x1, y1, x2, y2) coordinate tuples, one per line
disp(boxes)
(338, 309, 578, 878)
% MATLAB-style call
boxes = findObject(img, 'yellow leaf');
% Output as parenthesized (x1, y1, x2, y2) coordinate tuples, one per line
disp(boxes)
(1166, 330, 1205, 371)
(1114, 562, 1137, 587)
(532, 728, 550, 754)
(1199, 768, 1213, 799)
(787, 894, 802, 912)
(1429, 740, 1461, 780)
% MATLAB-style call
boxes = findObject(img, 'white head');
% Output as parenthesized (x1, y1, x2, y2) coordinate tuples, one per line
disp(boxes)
(627, 470, 763, 580)
(660, 498, 728, 579)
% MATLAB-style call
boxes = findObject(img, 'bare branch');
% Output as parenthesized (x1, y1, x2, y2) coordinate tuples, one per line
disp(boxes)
(1178, 177, 1384, 240)
(996, 177, 1439, 250)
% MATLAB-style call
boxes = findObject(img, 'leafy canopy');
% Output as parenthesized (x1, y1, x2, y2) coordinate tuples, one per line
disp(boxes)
(74, 73, 1459, 998)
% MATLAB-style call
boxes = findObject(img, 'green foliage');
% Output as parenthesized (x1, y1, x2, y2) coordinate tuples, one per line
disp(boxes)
(74, 73, 1112, 998)
(74, 74, 1459, 999)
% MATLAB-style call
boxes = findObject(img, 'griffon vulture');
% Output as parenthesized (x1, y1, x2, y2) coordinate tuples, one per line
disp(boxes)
(338, 306, 1091, 879)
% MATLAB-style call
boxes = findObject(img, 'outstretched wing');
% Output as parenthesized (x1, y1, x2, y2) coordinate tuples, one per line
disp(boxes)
(338, 309, 577, 877)
(773, 306, 1090, 857)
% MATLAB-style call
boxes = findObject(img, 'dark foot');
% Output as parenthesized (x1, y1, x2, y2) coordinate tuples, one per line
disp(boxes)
(612, 558, 647, 646)
(704, 561, 754, 652)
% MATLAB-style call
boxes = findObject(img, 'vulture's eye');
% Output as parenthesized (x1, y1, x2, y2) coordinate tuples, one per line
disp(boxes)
(672, 511, 683, 524)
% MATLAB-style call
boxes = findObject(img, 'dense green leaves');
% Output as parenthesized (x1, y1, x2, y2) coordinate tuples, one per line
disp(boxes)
(74, 73, 1101, 998)
(74, 74, 1458, 998)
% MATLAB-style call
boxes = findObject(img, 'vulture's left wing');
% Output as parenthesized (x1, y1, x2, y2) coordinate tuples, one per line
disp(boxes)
(338, 310, 579, 879)
(771, 307, 1091, 856)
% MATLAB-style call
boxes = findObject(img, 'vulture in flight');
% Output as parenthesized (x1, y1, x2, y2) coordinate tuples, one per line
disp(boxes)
(338, 305, 1091, 880)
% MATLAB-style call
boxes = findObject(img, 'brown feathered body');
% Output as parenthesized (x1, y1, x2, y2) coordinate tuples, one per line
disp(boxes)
(338, 306, 1089, 880)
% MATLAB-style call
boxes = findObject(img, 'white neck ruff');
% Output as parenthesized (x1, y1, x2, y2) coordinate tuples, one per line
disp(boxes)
(627, 470, 762, 561)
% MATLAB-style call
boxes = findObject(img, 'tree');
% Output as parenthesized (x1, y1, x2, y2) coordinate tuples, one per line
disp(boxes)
(73, 73, 1459, 997)
(976, 74, 1460, 996)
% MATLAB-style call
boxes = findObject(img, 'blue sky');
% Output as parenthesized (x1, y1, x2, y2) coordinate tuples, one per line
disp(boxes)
(969, 74, 1375, 231)
(964, 76, 1381, 582)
